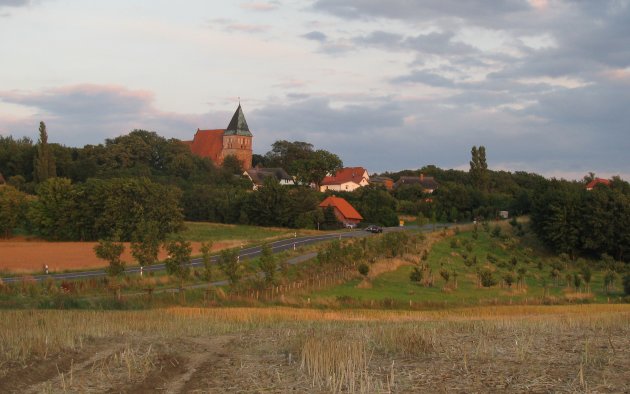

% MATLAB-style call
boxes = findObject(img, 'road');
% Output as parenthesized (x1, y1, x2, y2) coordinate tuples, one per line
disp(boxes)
(1, 224, 447, 284)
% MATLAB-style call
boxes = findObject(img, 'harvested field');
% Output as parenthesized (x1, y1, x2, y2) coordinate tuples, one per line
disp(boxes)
(0, 238, 240, 273)
(0, 304, 628, 393)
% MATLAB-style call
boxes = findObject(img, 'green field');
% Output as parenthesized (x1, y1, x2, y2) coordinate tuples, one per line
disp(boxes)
(309, 223, 626, 306)
(174, 221, 308, 243)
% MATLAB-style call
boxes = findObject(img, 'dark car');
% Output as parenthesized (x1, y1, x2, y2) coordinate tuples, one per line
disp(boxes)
(365, 225, 383, 233)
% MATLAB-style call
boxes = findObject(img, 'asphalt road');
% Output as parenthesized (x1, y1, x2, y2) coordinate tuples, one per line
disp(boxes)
(1, 224, 447, 284)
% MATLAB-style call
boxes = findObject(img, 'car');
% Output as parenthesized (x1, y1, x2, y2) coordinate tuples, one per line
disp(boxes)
(345, 223, 357, 229)
(365, 225, 383, 233)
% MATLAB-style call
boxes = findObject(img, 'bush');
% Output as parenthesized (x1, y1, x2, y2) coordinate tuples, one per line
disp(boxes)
(478, 268, 497, 287)
(491, 225, 501, 238)
(623, 274, 630, 296)
(409, 267, 424, 283)
(358, 263, 370, 277)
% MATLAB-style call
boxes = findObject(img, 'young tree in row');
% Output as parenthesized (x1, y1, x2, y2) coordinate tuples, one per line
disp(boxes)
(258, 243, 277, 285)
(130, 221, 161, 271)
(219, 248, 242, 286)
(165, 238, 192, 286)
(200, 241, 214, 282)
(94, 237, 126, 276)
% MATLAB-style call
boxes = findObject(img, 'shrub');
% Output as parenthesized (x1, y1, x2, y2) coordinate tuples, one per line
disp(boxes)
(503, 272, 515, 288)
(409, 267, 423, 283)
(358, 263, 370, 277)
(623, 274, 630, 296)
(491, 225, 501, 238)
(478, 268, 497, 287)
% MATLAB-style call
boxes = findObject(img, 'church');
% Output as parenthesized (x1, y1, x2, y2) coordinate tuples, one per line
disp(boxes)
(183, 104, 253, 170)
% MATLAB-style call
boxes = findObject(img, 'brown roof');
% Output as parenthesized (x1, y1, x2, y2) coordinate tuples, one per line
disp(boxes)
(319, 196, 363, 221)
(586, 178, 611, 190)
(394, 175, 438, 190)
(245, 167, 292, 185)
(321, 167, 368, 186)
(185, 129, 224, 161)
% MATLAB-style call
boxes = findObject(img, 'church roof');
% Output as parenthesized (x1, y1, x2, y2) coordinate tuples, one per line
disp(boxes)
(224, 104, 252, 137)
(186, 129, 224, 161)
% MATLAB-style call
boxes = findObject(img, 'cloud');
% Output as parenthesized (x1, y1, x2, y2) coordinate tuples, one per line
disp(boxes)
(391, 70, 456, 87)
(227, 23, 270, 33)
(302, 30, 327, 42)
(240, 2, 279, 12)
(0, 85, 227, 146)
(0, 0, 30, 7)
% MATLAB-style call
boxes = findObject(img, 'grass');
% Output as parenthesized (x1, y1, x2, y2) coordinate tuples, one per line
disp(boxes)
(174, 221, 313, 243)
(308, 222, 628, 307)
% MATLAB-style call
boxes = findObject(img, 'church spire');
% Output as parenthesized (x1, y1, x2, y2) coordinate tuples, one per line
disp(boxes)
(224, 104, 252, 136)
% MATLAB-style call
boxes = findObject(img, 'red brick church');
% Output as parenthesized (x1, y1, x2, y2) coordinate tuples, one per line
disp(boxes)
(183, 104, 253, 170)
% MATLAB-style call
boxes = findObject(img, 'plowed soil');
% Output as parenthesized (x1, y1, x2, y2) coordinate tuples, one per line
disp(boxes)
(0, 238, 240, 273)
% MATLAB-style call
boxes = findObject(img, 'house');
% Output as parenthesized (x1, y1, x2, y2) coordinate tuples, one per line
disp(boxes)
(319, 196, 363, 226)
(243, 167, 295, 190)
(586, 178, 611, 191)
(394, 174, 438, 193)
(370, 176, 394, 190)
(320, 167, 370, 192)
(183, 104, 253, 170)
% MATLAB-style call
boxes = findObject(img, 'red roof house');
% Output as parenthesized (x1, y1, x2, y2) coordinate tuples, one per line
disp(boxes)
(319, 196, 363, 225)
(320, 167, 369, 192)
(585, 178, 611, 191)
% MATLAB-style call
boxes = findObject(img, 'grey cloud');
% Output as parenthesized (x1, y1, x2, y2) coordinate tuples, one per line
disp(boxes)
(391, 70, 456, 87)
(0, 85, 224, 146)
(302, 30, 327, 42)
(353, 30, 402, 47)
(0, 0, 30, 7)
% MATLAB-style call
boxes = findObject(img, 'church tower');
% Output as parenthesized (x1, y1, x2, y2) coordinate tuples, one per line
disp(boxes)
(221, 104, 253, 170)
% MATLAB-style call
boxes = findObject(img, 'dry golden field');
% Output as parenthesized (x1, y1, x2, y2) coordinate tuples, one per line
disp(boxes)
(1, 304, 629, 393)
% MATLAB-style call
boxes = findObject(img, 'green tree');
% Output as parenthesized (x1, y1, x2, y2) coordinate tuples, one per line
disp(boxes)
(164, 238, 192, 282)
(222, 154, 243, 174)
(33, 121, 56, 183)
(0, 185, 29, 238)
(94, 238, 126, 276)
(469, 145, 488, 191)
(130, 221, 161, 270)
(219, 248, 242, 285)
(258, 243, 277, 285)
(293, 149, 343, 188)
(246, 177, 291, 227)
(200, 241, 214, 281)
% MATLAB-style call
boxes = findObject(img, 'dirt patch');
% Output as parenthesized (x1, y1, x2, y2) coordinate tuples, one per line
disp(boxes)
(0, 240, 240, 273)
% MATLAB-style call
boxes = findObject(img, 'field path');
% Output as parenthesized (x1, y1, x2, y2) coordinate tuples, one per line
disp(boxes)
(162, 335, 236, 393)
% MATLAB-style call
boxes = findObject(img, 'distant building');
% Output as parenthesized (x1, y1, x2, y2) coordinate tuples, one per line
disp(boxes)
(370, 176, 394, 190)
(394, 174, 438, 193)
(320, 167, 370, 192)
(585, 178, 611, 191)
(244, 167, 295, 190)
(183, 104, 253, 170)
(319, 196, 363, 227)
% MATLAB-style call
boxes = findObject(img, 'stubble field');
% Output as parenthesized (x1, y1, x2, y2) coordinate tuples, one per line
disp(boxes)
(1, 304, 628, 393)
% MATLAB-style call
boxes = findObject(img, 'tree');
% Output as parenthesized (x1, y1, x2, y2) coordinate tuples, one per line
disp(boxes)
(293, 149, 343, 188)
(358, 263, 370, 277)
(164, 238, 192, 282)
(246, 177, 291, 227)
(130, 221, 161, 270)
(200, 241, 214, 282)
(222, 154, 243, 174)
(219, 248, 242, 285)
(258, 243, 277, 285)
(0, 185, 29, 238)
(503, 272, 515, 288)
(94, 238, 126, 276)
(409, 266, 424, 283)
(33, 121, 56, 183)
(469, 145, 488, 191)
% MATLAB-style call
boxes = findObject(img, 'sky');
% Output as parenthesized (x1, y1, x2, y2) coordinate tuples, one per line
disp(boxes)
(0, 0, 629, 179)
